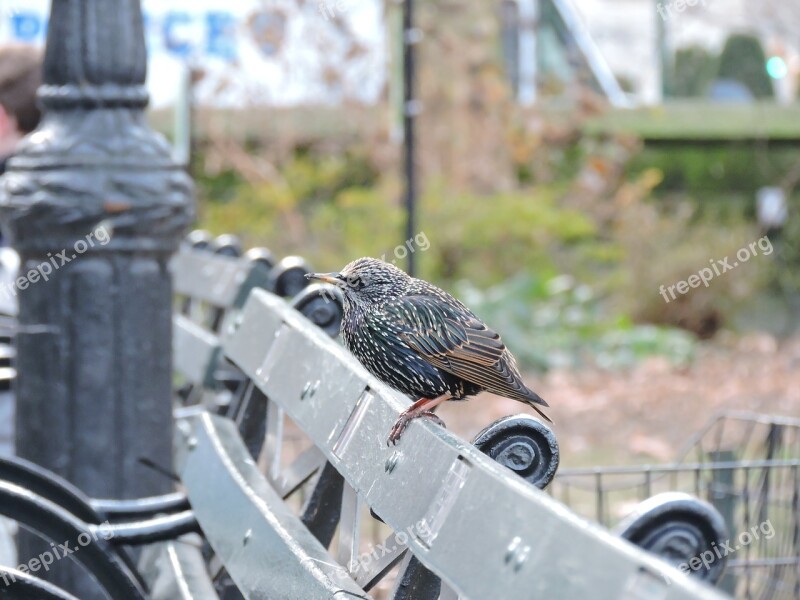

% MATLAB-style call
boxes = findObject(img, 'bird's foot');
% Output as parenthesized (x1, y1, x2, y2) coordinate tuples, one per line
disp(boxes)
(387, 409, 446, 446)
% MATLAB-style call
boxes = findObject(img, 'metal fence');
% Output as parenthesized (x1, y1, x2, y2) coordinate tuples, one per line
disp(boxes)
(551, 411, 800, 600)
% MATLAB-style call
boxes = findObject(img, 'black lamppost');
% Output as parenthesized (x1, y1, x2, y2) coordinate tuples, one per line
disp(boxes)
(0, 0, 194, 594)
(403, 0, 419, 276)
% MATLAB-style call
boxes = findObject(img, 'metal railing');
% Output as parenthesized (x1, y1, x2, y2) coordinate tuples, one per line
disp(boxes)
(553, 411, 800, 599)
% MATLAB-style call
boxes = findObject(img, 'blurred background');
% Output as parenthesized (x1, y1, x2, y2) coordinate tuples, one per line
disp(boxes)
(2, 1, 800, 597)
(3, 0, 799, 505)
(5, 0, 799, 463)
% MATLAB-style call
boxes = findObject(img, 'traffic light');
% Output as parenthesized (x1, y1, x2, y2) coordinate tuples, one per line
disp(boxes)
(766, 56, 788, 79)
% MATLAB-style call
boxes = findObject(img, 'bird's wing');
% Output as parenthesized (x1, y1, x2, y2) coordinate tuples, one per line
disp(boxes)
(386, 295, 533, 400)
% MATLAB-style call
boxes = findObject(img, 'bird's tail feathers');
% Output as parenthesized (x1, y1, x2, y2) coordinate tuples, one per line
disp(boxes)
(528, 402, 553, 423)
(521, 387, 552, 423)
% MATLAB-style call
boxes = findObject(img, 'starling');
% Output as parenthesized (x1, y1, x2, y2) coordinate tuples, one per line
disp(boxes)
(306, 258, 550, 445)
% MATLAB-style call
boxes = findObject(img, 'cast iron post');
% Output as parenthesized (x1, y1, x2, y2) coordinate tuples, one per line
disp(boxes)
(0, 0, 194, 593)
(403, 0, 418, 276)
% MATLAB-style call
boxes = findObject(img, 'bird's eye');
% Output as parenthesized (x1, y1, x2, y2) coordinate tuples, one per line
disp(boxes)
(347, 275, 365, 289)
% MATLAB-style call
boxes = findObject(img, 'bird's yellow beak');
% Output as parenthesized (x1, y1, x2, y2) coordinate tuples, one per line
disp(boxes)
(305, 272, 343, 286)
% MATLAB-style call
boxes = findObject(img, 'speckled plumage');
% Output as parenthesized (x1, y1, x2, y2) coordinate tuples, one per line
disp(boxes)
(308, 258, 550, 429)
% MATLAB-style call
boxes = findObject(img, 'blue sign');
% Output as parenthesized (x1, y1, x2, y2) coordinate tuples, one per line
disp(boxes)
(11, 12, 45, 41)
(6, 9, 238, 60)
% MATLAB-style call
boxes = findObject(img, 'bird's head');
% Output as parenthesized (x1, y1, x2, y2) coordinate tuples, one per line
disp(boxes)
(306, 258, 410, 307)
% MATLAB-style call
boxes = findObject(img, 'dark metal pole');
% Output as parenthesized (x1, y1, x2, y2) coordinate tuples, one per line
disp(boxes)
(403, 0, 418, 276)
(0, 0, 194, 594)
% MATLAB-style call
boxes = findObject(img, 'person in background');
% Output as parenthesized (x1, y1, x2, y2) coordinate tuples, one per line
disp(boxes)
(0, 44, 41, 309)
(0, 44, 42, 176)
(0, 43, 41, 465)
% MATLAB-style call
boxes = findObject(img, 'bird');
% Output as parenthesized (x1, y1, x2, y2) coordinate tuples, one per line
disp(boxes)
(306, 258, 550, 445)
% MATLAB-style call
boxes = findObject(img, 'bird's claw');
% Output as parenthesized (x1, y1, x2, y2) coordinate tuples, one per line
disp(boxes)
(387, 410, 446, 446)
(387, 418, 408, 446)
(420, 410, 446, 428)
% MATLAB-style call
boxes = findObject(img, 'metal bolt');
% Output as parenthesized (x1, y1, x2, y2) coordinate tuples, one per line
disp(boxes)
(385, 451, 401, 473)
(513, 545, 530, 572)
(301, 380, 320, 400)
(228, 313, 244, 335)
(243, 528, 252, 545)
(177, 420, 192, 440)
(505, 536, 521, 563)
(504, 536, 530, 572)
(187, 437, 197, 450)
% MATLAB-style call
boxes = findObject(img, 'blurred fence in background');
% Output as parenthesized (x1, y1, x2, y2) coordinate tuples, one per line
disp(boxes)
(552, 411, 800, 600)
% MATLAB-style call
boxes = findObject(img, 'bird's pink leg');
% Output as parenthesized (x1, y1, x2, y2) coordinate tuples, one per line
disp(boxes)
(388, 394, 450, 445)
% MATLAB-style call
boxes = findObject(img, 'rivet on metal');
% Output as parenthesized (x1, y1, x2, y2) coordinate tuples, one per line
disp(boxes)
(505, 536, 521, 563)
(228, 313, 244, 335)
(301, 380, 320, 400)
(504, 536, 530, 572)
(243, 528, 252, 546)
(177, 420, 192, 440)
(385, 451, 401, 474)
(513, 545, 530, 572)
(187, 437, 197, 450)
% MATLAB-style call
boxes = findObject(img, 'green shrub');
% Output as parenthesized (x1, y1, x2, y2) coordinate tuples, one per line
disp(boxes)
(611, 196, 771, 337)
(192, 104, 796, 360)
(416, 184, 604, 286)
(626, 144, 800, 204)
(717, 34, 774, 99)
(455, 273, 696, 371)
(672, 46, 718, 98)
